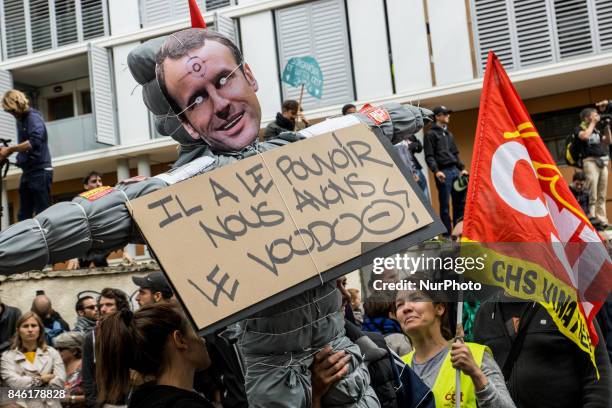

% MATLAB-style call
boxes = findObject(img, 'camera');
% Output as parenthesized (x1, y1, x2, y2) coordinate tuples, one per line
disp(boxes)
(597, 114, 612, 131)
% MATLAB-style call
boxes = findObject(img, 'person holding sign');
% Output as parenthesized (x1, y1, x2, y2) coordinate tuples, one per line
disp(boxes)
(0, 28, 433, 407)
(394, 285, 515, 408)
(264, 99, 310, 140)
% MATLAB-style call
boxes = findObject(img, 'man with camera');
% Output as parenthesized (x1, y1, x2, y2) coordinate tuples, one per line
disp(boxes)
(0, 90, 53, 221)
(576, 107, 609, 229)
(596, 99, 612, 160)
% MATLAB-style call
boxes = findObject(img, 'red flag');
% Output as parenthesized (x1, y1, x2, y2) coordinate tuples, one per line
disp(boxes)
(462, 52, 612, 371)
(189, 0, 206, 28)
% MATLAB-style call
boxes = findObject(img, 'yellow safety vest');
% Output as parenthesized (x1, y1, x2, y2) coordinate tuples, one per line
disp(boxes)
(401, 342, 489, 408)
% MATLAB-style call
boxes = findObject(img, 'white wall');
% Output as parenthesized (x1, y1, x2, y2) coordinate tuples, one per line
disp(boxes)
(0, 267, 158, 322)
(427, 0, 474, 85)
(107, 0, 142, 35)
(37, 78, 90, 120)
(346, 0, 393, 100)
(387, 0, 432, 93)
(112, 42, 151, 145)
(240, 11, 282, 121)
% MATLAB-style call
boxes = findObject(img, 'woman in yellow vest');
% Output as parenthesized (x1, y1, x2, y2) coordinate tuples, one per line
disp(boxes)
(395, 289, 515, 408)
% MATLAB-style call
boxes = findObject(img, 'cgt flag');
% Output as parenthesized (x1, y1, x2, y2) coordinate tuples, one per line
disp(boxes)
(462, 52, 612, 372)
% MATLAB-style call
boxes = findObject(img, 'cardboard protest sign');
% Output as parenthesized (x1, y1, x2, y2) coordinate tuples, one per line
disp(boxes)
(128, 123, 443, 334)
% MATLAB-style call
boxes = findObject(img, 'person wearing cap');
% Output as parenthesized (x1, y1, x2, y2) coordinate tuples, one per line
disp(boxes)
(424, 106, 469, 238)
(132, 272, 173, 307)
(54, 331, 86, 407)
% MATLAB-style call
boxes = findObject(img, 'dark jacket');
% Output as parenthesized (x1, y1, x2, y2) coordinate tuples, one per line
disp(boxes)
(345, 319, 434, 408)
(474, 300, 612, 408)
(129, 383, 214, 408)
(424, 123, 464, 173)
(570, 184, 591, 216)
(40, 310, 70, 345)
(264, 113, 294, 140)
(574, 125, 606, 159)
(200, 325, 247, 408)
(16, 108, 52, 173)
(0, 303, 21, 353)
(362, 316, 403, 336)
(407, 134, 424, 170)
(82, 330, 98, 407)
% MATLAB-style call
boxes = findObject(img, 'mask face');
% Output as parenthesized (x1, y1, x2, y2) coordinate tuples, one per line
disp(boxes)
(163, 41, 261, 152)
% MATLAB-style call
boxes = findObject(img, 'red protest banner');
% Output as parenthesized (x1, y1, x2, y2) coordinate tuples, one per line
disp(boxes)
(462, 51, 612, 371)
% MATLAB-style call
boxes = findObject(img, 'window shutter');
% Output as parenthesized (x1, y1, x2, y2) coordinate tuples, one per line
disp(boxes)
(595, 0, 612, 51)
(206, 0, 232, 11)
(140, 0, 171, 27)
(471, 0, 515, 74)
(275, 0, 353, 110)
(29, 0, 53, 53)
(80, 0, 106, 40)
(55, 0, 78, 46)
(88, 44, 116, 145)
(514, 0, 555, 66)
(213, 13, 237, 45)
(140, 0, 205, 28)
(0, 70, 17, 143)
(553, 0, 594, 58)
(172, 0, 190, 18)
(1, 0, 28, 59)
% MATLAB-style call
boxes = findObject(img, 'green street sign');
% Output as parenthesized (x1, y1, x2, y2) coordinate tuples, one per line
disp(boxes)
(281, 56, 323, 99)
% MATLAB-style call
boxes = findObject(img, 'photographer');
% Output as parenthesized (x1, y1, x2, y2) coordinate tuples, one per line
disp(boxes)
(576, 107, 609, 229)
(0, 90, 52, 221)
(596, 100, 612, 160)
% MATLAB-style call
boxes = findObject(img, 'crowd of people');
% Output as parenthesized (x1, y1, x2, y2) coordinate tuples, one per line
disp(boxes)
(1, 269, 610, 407)
(0, 24, 610, 408)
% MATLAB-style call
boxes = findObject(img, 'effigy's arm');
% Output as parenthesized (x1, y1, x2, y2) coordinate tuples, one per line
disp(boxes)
(0, 176, 168, 275)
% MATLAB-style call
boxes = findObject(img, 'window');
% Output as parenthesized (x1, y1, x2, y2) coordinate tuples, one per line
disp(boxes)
(206, 0, 232, 11)
(470, 0, 612, 74)
(275, 0, 354, 110)
(81, 90, 92, 114)
(140, 0, 204, 27)
(47, 94, 75, 121)
(532, 106, 587, 165)
(0, 0, 108, 60)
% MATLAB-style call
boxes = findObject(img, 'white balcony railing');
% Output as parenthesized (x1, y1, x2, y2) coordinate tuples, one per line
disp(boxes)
(46, 114, 108, 158)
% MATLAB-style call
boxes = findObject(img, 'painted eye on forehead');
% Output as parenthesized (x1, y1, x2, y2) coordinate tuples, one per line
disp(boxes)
(185, 56, 207, 78)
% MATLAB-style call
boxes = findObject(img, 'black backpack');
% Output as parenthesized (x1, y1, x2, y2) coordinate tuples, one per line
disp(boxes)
(565, 131, 583, 168)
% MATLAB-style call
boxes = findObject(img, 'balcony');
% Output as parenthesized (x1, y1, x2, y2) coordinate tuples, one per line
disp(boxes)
(46, 114, 108, 157)
(0, 50, 117, 160)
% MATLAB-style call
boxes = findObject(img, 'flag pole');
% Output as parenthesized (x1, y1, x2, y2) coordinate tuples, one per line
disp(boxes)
(295, 83, 305, 131)
(455, 298, 463, 408)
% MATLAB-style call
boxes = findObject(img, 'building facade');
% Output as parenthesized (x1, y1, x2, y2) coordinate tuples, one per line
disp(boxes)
(0, 0, 611, 233)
